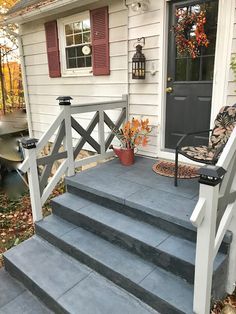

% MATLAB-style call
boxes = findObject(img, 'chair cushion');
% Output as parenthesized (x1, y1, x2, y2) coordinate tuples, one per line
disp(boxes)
(210, 106, 236, 149)
(180, 145, 216, 163)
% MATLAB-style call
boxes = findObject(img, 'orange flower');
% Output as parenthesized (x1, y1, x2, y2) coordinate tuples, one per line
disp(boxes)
(142, 137, 149, 146)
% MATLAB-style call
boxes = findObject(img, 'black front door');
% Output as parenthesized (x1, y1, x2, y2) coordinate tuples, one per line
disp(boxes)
(165, 0, 218, 149)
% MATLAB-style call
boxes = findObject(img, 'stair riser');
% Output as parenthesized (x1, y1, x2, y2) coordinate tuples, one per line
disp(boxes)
(67, 184, 196, 242)
(35, 224, 186, 314)
(52, 201, 195, 284)
(67, 185, 230, 255)
(4, 257, 68, 314)
(212, 257, 228, 300)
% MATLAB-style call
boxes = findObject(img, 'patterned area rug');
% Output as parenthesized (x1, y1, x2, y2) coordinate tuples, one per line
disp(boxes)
(152, 160, 200, 179)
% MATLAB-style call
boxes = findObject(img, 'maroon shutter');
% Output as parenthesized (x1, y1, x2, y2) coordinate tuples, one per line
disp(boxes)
(90, 7, 110, 76)
(44, 21, 61, 78)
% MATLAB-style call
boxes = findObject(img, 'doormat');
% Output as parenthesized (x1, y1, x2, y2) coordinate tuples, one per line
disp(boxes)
(152, 160, 199, 179)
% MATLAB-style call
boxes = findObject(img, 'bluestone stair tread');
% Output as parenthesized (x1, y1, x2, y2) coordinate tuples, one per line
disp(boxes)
(52, 192, 226, 271)
(37, 215, 156, 284)
(0, 270, 52, 314)
(52, 192, 170, 247)
(3, 236, 159, 314)
(66, 166, 198, 228)
(36, 214, 194, 314)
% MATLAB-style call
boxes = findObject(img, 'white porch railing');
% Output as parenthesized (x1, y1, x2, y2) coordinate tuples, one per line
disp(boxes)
(191, 126, 236, 314)
(19, 95, 128, 222)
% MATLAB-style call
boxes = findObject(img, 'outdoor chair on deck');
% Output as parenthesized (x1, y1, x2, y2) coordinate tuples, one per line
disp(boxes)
(174, 105, 236, 186)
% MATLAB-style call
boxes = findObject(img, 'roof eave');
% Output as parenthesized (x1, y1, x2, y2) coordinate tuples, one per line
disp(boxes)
(4, 0, 99, 24)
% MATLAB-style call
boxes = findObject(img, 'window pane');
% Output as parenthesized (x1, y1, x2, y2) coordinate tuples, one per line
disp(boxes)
(176, 58, 187, 81)
(77, 57, 85, 68)
(83, 20, 90, 31)
(202, 56, 214, 80)
(66, 35, 74, 46)
(73, 22, 82, 33)
(67, 58, 77, 68)
(85, 56, 92, 67)
(65, 24, 73, 35)
(74, 34, 82, 45)
(76, 46, 83, 57)
(83, 32, 91, 43)
(188, 58, 200, 81)
(66, 47, 76, 58)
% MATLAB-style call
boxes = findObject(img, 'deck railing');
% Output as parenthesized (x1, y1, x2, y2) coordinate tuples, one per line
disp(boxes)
(19, 95, 128, 222)
(191, 126, 236, 313)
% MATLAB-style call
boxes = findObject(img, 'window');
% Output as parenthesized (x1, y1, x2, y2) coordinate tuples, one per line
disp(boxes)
(58, 12, 92, 76)
(46, 7, 109, 77)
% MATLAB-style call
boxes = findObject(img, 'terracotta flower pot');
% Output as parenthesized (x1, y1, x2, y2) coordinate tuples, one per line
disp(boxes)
(112, 146, 135, 166)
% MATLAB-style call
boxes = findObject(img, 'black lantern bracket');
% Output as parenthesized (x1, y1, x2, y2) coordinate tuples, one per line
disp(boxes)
(133, 37, 145, 49)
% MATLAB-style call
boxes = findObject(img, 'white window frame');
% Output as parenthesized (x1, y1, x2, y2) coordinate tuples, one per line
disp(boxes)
(58, 11, 92, 77)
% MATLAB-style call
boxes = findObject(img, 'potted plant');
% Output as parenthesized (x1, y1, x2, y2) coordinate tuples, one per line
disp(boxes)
(110, 118, 151, 166)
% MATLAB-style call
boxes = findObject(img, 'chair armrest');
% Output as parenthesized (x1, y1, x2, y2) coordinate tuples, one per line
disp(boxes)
(176, 129, 212, 149)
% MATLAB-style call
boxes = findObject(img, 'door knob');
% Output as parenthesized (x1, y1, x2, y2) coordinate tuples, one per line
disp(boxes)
(166, 87, 173, 93)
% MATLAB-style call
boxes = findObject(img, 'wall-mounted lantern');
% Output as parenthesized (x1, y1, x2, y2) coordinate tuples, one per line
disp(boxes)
(132, 38, 146, 80)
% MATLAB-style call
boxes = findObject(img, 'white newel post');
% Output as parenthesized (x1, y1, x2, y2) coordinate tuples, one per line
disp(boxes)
(57, 96, 75, 177)
(21, 138, 43, 222)
(226, 201, 236, 293)
(192, 166, 225, 314)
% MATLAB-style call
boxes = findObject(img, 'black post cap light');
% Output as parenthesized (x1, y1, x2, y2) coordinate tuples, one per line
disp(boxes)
(57, 96, 73, 106)
(21, 138, 38, 149)
(132, 43, 146, 80)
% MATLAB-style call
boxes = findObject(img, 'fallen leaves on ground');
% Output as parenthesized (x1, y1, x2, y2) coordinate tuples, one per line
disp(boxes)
(211, 290, 236, 313)
(0, 181, 65, 268)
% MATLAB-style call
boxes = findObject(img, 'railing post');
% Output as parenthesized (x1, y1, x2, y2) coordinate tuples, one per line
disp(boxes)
(57, 96, 75, 177)
(98, 109, 105, 156)
(192, 165, 225, 314)
(21, 138, 43, 222)
(226, 169, 236, 294)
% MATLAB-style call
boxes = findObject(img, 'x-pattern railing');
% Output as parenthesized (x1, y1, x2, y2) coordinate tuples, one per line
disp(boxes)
(19, 95, 128, 221)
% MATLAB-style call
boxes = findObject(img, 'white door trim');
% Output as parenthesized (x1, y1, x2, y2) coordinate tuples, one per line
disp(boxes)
(211, 0, 235, 125)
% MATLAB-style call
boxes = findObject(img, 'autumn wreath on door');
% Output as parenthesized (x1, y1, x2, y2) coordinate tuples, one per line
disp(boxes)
(172, 7, 209, 59)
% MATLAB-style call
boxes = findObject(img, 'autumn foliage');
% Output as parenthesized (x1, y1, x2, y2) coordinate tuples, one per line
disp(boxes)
(114, 118, 151, 149)
(173, 9, 209, 59)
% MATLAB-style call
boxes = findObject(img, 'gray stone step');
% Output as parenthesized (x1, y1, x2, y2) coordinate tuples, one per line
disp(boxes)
(65, 171, 198, 242)
(65, 171, 232, 251)
(3, 236, 161, 314)
(35, 214, 194, 314)
(0, 269, 52, 314)
(51, 192, 227, 287)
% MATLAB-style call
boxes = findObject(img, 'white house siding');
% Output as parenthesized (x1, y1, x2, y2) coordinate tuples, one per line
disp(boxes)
(127, 0, 161, 157)
(21, 0, 128, 149)
(20, 0, 163, 157)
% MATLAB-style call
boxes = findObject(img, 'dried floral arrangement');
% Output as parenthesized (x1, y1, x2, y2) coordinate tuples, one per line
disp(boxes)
(173, 8, 209, 59)
(113, 118, 151, 149)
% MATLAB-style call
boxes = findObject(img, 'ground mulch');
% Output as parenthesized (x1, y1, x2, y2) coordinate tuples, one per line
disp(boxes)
(0, 182, 65, 268)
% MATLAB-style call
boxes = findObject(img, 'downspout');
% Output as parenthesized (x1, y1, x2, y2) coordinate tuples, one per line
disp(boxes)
(5, 26, 33, 137)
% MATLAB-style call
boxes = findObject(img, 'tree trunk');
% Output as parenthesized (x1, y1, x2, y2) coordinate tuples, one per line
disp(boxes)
(0, 48, 7, 115)
(6, 53, 14, 110)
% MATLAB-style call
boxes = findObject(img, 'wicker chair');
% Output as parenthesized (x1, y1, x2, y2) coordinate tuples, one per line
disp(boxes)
(174, 105, 236, 186)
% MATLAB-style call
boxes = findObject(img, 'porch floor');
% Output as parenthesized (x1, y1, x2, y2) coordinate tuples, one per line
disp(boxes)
(70, 156, 199, 230)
